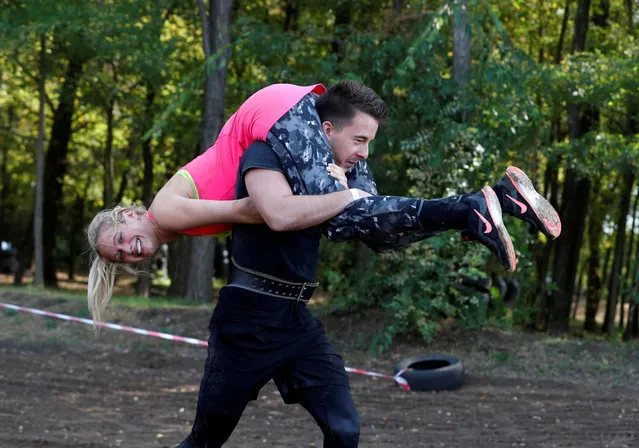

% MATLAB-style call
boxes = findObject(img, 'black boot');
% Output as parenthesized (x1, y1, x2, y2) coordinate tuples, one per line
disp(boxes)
(461, 186, 516, 271)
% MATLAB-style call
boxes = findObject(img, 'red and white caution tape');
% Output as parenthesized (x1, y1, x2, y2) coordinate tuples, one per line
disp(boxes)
(346, 367, 410, 391)
(0, 302, 410, 391)
(0, 302, 208, 347)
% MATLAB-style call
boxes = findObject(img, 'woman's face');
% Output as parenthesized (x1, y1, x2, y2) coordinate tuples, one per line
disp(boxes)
(97, 212, 159, 263)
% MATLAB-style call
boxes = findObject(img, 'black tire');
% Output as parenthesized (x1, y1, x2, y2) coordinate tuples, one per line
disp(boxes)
(393, 354, 465, 391)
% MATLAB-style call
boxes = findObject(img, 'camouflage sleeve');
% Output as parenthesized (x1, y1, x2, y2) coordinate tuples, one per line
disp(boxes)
(358, 229, 444, 253)
(346, 160, 378, 195)
(324, 195, 422, 243)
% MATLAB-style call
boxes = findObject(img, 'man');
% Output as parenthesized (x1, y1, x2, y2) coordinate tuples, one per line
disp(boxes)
(176, 81, 560, 447)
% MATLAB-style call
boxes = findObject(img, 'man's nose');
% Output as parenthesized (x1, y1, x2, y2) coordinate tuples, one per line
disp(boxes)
(357, 145, 369, 159)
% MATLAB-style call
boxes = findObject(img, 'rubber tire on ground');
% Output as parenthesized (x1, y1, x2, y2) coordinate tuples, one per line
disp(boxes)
(393, 354, 465, 391)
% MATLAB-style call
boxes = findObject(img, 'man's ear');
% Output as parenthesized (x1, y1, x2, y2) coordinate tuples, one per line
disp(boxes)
(322, 120, 333, 138)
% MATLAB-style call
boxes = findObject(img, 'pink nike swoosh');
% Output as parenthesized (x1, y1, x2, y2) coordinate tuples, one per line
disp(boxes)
(506, 194, 527, 214)
(474, 209, 493, 234)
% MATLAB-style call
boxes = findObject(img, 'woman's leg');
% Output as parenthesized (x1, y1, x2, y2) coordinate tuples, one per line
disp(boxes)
(264, 93, 524, 270)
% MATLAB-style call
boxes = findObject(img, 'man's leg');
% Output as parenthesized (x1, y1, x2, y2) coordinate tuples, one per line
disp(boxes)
(177, 320, 275, 448)
(273, 317, 360, 448)
(298, 386, 360, 448)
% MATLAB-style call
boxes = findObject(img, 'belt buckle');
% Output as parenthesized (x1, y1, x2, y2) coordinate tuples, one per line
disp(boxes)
(297, 282, 308, 302)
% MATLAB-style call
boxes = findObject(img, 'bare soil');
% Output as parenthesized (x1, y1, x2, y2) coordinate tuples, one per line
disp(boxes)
(1, 290, 638, 448)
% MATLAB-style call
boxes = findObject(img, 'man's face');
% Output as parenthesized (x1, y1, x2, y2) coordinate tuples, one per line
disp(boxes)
(322, 110, 379, 171)
(96, 212, 159, 263)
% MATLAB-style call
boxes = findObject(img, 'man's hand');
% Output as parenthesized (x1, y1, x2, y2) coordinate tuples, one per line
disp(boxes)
(327, 163, 348, 189)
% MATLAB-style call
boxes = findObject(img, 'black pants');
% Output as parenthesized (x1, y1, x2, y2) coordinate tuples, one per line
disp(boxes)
(180, 287, 360, 448)
(182, 385, 359, 448)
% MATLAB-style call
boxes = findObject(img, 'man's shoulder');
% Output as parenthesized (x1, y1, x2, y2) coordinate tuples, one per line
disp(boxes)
(240, 141, 283, 173)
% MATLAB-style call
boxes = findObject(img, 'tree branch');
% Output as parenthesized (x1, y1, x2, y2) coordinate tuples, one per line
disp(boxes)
(197, 0, 211, 58)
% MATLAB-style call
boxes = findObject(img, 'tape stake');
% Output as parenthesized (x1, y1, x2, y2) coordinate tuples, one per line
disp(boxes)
(1, 302, 410, 390)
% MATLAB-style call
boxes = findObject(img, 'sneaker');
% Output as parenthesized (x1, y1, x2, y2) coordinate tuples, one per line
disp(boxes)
(462, 186, 517, 272)
(493, 166, 562, 239)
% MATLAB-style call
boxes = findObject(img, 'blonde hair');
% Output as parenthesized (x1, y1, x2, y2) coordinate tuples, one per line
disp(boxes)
(87, 204, 147, 329)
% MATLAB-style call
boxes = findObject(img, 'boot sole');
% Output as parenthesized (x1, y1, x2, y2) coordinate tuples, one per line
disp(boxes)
(506, 166, 562, 239)
(483, 186, 516, 272)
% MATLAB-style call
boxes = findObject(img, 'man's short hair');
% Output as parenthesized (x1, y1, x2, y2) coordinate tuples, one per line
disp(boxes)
(316, 80, 388, 130)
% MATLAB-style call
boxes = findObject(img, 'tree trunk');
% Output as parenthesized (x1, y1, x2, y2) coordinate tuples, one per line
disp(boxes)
(135, 84, 157, 298)
(43, 55, 85, 287)
(548, 169, 590, 334)
(604, 170, 635, 336)
(283, 0, 300, 32)
(13, 216, 34, 286)
(186, 0, 233, 302)
(33, 34, 46, 288)
(572, 0, 591, 54)
(622, 303, 638, 340)
(103, 96, 115, 207)
(591, 0, 609, 27)
(584, 184, 605, 331)
(453, 0, 471, 122)
(572, 263, 586, 319)
(168, 235, 190, 297)
(331, 0, 351, 66)
(115, 169, 128, 204)
(547, 0, 593, 334)
(536, 159, 560, 329)
(0, 107, 14, 236)
(555, 0, 570, 63)
(622, 272, 639, 341)
(622, 187, 638, 300)
(67, 194, 85, 281)
(621, 2, 637, 330)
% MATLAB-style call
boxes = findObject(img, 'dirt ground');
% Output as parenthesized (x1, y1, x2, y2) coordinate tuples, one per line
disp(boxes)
(1, 290, 638, 448)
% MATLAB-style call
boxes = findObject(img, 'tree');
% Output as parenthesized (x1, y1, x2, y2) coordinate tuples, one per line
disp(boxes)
(185, 0, 234, 302)
(604, 169, 635, 335)
(547, 0, 593, 334)
(33, 34, 46, 287)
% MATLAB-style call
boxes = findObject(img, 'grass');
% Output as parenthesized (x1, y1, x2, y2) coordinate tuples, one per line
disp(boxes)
(2, 284, 639, 389)
(0, 284, 207, 310)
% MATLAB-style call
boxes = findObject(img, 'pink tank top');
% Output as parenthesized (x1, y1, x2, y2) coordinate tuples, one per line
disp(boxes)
(150, 83, 326, 236)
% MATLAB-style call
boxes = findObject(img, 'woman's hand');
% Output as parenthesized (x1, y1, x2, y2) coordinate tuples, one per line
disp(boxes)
(327, 163, 348, 189)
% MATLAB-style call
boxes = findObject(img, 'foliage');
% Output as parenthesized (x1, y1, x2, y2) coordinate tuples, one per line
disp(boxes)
(2, 0, 639, 343)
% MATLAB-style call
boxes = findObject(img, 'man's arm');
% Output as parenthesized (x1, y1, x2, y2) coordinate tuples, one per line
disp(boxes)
(149, 172, 264, 232)
(244, 168, 369, 232)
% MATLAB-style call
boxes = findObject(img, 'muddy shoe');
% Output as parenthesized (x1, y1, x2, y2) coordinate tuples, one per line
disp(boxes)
(462, 186, 516, 272)
(493, 166, 562, 239)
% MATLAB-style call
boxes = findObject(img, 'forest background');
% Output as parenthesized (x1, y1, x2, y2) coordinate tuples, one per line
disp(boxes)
(1, 0, 639, 352)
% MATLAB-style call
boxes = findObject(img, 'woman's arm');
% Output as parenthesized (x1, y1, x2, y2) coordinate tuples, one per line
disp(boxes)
(149, 173, 264, 232)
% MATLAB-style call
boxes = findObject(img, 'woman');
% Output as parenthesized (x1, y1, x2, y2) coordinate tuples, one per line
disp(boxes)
(87, 83, 377, 324)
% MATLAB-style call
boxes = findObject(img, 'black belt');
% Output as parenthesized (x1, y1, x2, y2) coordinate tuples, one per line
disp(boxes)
(227, 257, 319, 303)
